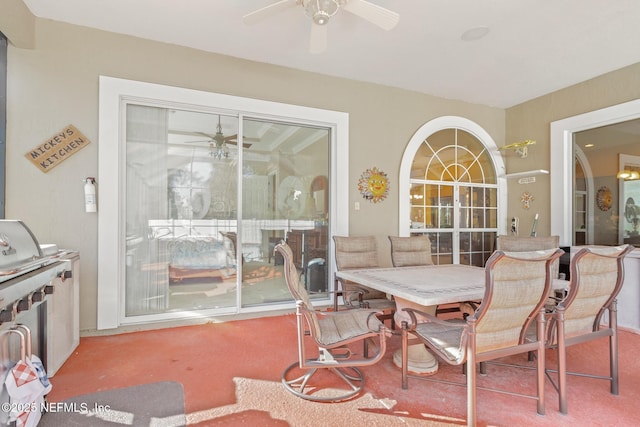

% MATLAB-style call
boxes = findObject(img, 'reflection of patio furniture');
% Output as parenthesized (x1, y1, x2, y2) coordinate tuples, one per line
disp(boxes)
(268, 237, 283, 265)
(167, 237, 235, 282)
(288, 227, 327, 291)
(220, 231, 243, 265)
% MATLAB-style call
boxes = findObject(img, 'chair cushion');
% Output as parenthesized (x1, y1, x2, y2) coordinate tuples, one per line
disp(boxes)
(562, 245, 628, 336)
(334, 236, 387, 301)
(389, 235, 434, 267)
(413, 321, 466, 363)
(317, 309, 382, 346)
(496, 235, 559, 252)
(334, 236, 379, 270)
(496, 235, 561, 279)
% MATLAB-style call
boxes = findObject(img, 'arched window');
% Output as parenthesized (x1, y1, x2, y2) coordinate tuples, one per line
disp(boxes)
(399, 116, 506, 266)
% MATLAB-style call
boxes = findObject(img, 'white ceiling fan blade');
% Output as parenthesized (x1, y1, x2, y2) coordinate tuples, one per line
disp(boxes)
(243, 0, 298, 25)
(309, 23, 327, 54)
(342, 0, 399, 31)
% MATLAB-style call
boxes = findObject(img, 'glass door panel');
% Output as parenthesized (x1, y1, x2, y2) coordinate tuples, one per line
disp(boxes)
(240, 118, 330, 306)
(125, 106, 239, 317)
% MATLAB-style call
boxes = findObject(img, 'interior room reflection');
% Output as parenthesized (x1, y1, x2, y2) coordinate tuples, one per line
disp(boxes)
(573, 118, 640, 247)
(124, 107, 330, 317)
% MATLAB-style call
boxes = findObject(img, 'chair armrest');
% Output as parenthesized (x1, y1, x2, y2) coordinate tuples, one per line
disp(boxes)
(402, 307, 464, 331)
(311, 306, 387, 334)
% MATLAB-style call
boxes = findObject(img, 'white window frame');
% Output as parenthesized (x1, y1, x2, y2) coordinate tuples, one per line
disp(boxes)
(398, 116, 507, 251)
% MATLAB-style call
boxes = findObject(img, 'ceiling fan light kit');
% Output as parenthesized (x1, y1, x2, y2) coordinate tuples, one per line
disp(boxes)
(211, 116, 231, 159)
(211, 143, 229, 160)
(243, 0, 399, 53)
(304, 0, 339, 25)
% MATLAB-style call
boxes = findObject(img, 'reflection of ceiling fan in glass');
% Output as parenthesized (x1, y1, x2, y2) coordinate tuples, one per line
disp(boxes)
(185, 115, 257, 160)
(277, 176, 306, 219)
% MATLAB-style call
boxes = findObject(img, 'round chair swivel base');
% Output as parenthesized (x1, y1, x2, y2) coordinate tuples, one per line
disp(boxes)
(281, 361, 365, 402)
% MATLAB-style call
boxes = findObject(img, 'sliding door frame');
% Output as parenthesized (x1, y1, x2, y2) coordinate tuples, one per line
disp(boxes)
(97, 76, 348, 329)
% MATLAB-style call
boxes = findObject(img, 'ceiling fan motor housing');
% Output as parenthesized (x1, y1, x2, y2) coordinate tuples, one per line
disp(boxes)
(303, 0, 341, 25)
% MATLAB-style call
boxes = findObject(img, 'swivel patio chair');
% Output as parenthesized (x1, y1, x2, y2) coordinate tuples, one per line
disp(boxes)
(275, 242, 389, 402)
(400, 248, 563, 427)
(545, 244, 633, 415)
(333, 236, 396, 326)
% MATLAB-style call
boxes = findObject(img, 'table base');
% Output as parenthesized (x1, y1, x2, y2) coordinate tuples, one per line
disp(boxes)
(392, 343, 438, 375)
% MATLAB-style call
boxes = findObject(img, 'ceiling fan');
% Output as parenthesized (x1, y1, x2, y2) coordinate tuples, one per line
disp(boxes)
(243, 0, 400, 54)
(184, 115, 258, 159)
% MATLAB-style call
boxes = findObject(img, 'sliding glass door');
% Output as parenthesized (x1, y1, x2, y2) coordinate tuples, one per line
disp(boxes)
(120, 103, 331, 319)
(98, 77, 348, 329)
(125, 104, 330, 317)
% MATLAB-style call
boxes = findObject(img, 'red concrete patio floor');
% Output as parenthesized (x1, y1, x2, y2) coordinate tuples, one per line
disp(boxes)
(47, 314, 640, 426)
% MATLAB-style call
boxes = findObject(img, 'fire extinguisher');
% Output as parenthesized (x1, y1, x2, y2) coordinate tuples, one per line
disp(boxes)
(84, 177, 97, 213)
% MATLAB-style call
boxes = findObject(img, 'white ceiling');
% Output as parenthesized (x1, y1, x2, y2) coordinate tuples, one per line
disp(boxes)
(21, 0, 640, 108)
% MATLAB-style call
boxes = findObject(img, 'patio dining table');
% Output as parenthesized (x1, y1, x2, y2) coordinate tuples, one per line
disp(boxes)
(335, 264, 569, 374)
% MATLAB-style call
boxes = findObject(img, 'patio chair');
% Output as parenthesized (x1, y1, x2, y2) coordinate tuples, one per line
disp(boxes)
(545, 244, 633, 415)
(400, 248, 563, 427)
(388, 235, 434, 267)
(275, 242, 388, 402)
(496, 235, 560, 278)
(389, 235, 475, 319)
(496, 234, 563, 310)
(333, 236, 396, 326)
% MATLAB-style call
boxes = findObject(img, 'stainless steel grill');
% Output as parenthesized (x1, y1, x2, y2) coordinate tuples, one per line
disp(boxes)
(0, 220, 72, 321)
(0, 220, 80, 426)
(0, 220, 78, 372)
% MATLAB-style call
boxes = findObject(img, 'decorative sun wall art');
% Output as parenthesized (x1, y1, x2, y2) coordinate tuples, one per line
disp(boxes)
(358, 167, 389, 203)
(596, 186, 613, 211)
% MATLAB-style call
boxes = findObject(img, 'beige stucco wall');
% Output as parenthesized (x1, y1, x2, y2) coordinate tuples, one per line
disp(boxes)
(505, 63, 640, 237)
(0, 0, 35, 48)
(4, 18, 504, 332)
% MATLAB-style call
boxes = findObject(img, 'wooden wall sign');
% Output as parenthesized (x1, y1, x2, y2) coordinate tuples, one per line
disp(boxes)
(24, 124, 91, 173)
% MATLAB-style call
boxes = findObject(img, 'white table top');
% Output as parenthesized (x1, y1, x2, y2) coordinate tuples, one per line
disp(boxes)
(336, 264, 569, 307)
